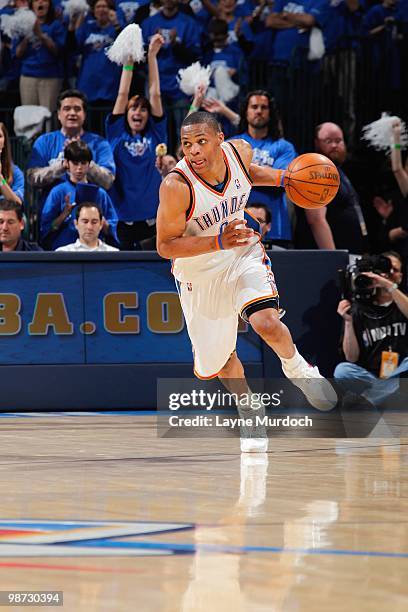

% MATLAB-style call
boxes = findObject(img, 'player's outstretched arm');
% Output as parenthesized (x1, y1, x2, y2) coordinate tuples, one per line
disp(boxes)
(157, 173, 254, 259)
(230, 139, 285, 188)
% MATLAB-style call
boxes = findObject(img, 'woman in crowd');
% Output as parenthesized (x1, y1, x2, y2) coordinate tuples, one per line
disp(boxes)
(14, 0, 66, 112)
(106, 32, 167, 250)
(0, 122, 24, 205)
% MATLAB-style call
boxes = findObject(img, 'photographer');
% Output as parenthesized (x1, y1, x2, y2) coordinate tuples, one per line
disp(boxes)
(335, 252, 408, 406)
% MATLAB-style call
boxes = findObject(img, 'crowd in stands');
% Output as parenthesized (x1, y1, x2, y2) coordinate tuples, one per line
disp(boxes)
(0, 0, 407, 287)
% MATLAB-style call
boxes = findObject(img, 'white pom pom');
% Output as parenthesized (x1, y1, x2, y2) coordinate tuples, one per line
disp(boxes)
(214, 66, 239, 103)
(61, 0, 89, 19)
(106, 23, 145, 65)
(177, 62, 211, 96)
(0, 8, 36, 39)
(362, 112, 408, 153)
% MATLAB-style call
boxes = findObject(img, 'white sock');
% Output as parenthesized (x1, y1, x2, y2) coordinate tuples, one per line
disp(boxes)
(280, 346, 305, 374)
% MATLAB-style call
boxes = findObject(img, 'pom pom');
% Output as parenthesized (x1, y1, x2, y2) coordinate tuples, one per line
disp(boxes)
(362, 112, 408, 153)
(0, 8, 36, 39)
(178, 62, 211, 96)
(61, 0, 89, 19)
(105, 23, 144, 65)
(155, 143, 167, 157)
(213, 66, 239, 103)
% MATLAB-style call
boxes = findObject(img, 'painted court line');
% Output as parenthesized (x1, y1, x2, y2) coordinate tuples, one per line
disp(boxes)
(63, 540, 408, 559)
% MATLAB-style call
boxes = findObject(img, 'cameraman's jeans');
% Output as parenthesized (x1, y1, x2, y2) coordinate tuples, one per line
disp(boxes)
(334, 358, 408, 406)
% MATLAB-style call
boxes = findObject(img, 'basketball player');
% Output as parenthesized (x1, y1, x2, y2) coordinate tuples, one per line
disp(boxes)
(157, 112, 337, 452)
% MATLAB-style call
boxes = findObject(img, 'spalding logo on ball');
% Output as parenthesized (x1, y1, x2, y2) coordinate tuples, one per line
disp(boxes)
(283, 153, 340, 209)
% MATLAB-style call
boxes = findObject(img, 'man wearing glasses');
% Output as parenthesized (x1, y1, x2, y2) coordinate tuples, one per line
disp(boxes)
(294, 121, 368, 256)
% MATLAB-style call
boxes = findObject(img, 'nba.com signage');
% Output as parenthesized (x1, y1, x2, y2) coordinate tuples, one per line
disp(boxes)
(0, 256, 260, 366)
(0, 291, 186, 335)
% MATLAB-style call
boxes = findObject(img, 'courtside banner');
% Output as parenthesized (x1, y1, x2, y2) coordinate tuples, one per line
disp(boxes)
(0, 260, 261, 365)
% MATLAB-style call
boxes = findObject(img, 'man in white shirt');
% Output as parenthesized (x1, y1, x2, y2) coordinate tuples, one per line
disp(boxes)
(56, 202, 119, 252)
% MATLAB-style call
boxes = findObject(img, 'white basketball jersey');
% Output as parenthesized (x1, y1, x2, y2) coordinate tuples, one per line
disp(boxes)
(172, 142, 258, 282)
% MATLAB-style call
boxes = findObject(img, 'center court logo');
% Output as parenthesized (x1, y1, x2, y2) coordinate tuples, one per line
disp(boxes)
(0, 520, 194, 557)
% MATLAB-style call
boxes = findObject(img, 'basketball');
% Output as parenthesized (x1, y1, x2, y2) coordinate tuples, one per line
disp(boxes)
(283, 153, 340, 209)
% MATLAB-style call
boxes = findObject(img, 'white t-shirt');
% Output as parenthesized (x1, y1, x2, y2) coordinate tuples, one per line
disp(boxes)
(56, 240, 119, 252)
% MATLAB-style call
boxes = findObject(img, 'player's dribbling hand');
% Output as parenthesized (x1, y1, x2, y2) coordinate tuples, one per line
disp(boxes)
(337, 299, 352, 322)
(219, 219, 254, 249)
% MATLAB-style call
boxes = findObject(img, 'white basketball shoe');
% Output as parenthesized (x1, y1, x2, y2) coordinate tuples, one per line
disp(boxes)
(283, 361, 338, 411)
(238, 399, 269, 453)
(240, 437, 268, 453)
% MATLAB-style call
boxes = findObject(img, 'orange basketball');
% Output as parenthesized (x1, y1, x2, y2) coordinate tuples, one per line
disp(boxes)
(283, 153, 340, 209)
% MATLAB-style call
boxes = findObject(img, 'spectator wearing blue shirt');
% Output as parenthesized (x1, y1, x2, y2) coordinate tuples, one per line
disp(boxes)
(201, 18, 243, 137)
(14, 0, 66, 111)
(141, 0, 202, 104)
(106, 33, 167, 250)
(236, 90, 297, 245)
(0, 122, 24, 206)
(268, 0, 329, 63)
(27, 88, 115, 210)
(244, 0, 275, 61)
(201, 0, 254, 53)
(40, 140, 118, 250)
(117, 0, 150, 27)
(0, 0, 27, 92)
(69, 0, 122, 105)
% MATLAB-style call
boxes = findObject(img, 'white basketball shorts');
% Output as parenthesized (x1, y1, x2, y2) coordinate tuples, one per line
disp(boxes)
(176, 244, 279, 379)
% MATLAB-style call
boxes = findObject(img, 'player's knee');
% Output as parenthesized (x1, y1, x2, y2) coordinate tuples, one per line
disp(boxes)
(249, 310, 281, 342)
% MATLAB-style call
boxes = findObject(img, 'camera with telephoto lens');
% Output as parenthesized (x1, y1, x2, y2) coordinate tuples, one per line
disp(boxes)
(338, 255, 392, 303)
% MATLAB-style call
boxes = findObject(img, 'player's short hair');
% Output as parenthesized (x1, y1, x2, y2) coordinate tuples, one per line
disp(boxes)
(181, 111, 221, 134)
(0, 199, 23, 221)
(64, 140, 93, 163)
(75, 202, 103, 220)
(247, 203, 271, 225)
(57, 89, 88, 113)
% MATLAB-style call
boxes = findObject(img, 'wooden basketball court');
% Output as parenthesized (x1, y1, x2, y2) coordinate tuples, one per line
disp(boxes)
(0, 412, 406, 611)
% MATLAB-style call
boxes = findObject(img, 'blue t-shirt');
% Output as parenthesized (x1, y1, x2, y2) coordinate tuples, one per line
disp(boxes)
(325, 0, 366, 52)
(0, 164, 25, 203)
(40, 179, 118, 250)
(106, 113, 167, 222)
(27, 130, 116, 208)
(272, 0, 330, 62)
(234, 133, 297, 240)
(226, 16, 255, 49)
(12, 20, 66, 78)
(117, 0, 150, 26)
(188, 0, 212, 26)
(204, 45, 243, 77)
(142, 11, 202, 100)
(76, 19, 121, 102)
